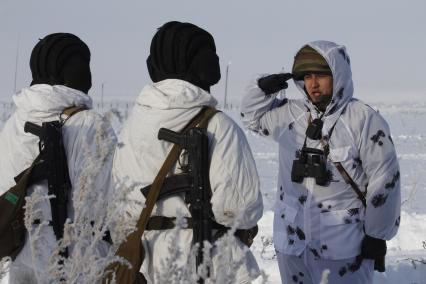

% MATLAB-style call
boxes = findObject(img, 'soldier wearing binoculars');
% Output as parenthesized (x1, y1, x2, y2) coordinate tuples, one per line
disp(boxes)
(241, 41, 401, 284)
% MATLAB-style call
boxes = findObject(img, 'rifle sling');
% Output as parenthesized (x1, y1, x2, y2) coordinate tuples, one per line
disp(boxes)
(60, 105, 88, 124)
(14, 159, 47, 185)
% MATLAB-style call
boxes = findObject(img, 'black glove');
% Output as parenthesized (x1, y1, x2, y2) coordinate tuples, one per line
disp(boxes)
(361, 235, 387, 272)
(257, 73, 292, 95)
(361, 235, 387, 259)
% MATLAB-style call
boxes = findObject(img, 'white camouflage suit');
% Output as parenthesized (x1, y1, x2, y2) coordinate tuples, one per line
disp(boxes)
(112, 79, 263, 283)
(0, 85, 116, 284)
(241, 41, 401, 284)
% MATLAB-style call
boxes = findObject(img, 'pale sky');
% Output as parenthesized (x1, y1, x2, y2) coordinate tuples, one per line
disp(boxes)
(0, 0, 425, 104)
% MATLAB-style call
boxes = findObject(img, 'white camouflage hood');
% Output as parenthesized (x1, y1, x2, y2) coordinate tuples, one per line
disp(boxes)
(13, 84, 92, 122)
(135, 79, 218, 110)
(293, 40, 354, 137)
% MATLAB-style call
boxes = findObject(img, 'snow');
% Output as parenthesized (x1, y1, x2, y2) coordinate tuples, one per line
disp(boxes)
(1, 100, 426, 283)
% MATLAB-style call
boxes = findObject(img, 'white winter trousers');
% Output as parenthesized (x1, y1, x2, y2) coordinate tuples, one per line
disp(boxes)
(276, 249, 374, 284)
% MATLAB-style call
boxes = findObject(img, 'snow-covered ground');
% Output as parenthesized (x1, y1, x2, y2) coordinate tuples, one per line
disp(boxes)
(1, 100, 425, 283)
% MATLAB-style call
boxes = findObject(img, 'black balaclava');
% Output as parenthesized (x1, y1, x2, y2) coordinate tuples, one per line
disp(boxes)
(30, 33, 92, 94)
(146, 21, 221, 92)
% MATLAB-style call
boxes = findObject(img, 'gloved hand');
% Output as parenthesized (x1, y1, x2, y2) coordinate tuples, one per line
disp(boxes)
(361, 235, 387, 272)
(257, 73, 292, 95)
(361, 235, 387, 259)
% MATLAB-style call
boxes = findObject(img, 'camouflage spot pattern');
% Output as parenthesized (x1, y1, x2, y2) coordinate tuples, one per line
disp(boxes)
(277, 98, 289, 108)
(339, 266, 347, 276)
(262, 128, 269, 136)
(371, 193, 388, 208)
(395, 216, 401, 227)
(338, 48, 350, 65)
(296, 227, 306, 240)
(337, 88, 344, 100)
(309, 248, 321, 260)
(385, 171, 400, 189)
(347, 208, 359, 216)
(287, 225, 296, 235)
(344, 218, 352, 224)
(338, 256, 363, 277)
(370, 130, 386, 146)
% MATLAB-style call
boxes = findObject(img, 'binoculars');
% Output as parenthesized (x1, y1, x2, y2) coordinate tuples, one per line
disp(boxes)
(291, 147, 329, 186)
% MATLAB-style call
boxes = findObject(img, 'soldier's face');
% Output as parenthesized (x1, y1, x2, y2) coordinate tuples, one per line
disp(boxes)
(303, 73, 333, 103)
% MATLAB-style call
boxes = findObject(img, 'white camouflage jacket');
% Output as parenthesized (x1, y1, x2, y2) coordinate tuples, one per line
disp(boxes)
(241, 41, 401, 260)
(0, 85, 116, 283)
(112, 79, 263, 283)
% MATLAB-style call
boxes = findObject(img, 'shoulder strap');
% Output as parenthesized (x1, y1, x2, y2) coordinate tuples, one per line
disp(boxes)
(60, 105, 88, 125)
(196, 107, 220, 129)
(332, 161, 367, 207)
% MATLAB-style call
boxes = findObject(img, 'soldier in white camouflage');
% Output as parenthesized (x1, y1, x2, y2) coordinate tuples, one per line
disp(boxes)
(241, 40, 401, 284)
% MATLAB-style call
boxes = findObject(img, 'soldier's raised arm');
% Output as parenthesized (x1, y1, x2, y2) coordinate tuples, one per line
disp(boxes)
(241, 73, 304, 141)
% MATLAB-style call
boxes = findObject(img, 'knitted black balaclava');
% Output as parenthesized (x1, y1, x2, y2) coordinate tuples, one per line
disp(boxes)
(146, 21, 221, 92)
(30, 33, 92, 94)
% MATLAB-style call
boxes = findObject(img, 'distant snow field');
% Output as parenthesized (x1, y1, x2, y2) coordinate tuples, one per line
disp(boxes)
(1, 100, 425, 283)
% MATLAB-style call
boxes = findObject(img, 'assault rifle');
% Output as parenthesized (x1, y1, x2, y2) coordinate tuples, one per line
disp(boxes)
(158, 127, 212, 281)
(24, 121, 71, 257)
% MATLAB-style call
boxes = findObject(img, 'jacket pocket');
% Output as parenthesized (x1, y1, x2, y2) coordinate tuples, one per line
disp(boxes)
(328, 145, 364, 185)
(319, 208, 364, 259)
